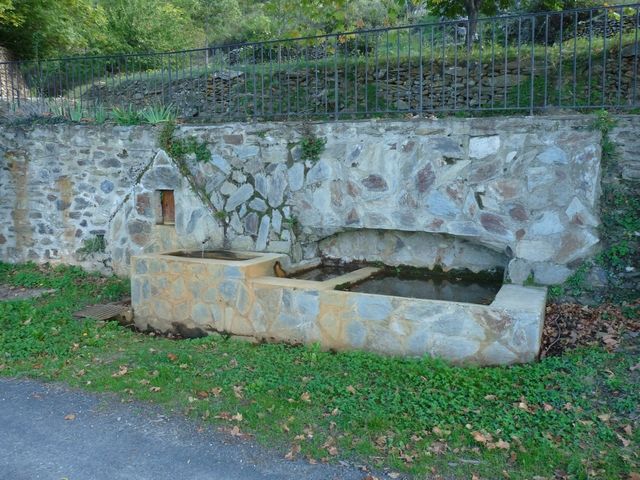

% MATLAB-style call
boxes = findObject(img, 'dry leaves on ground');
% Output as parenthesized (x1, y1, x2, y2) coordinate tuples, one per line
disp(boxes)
(542, 302, 639, 357)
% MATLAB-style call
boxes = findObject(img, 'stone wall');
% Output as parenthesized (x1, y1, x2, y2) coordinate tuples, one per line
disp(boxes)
(0, 116, 605, 283)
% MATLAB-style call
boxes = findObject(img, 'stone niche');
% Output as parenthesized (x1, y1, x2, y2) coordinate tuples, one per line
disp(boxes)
(319, 229, 508, 274)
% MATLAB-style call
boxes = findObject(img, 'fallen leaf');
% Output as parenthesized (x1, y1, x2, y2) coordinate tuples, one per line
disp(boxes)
(64, 413, 76, 421)
(598, 413, 611, 422)
(149, 386, 161, 392)
(484, 394, 497, 400)
(111, 365, 128, 378)
(196, 390, 209, 399)
(388, 472, 400, 479)
(624, 425, 633, 436)
(496, 439, 510, 450)
(167, 353, 177, 361)
(231, 412, 243, 422)
(472, 431, 488, 444)
(210, 387, 222, 397)
(628, 473, 640, 480)
(543, 403, 554, 412)
(233, 385, 244, 399)
(284, 444, 301, 460)
(346, 385, 357, 394)
(616, 433, 631, 447)
(300, 391, 311, 402)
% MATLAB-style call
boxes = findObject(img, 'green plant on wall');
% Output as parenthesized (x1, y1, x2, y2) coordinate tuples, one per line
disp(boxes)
(140, 104, 176, 125)
(111, 105, 142, 125)
(77, 235, 106, 260)
(299, 125, 326, 162)
(159, 122, 211, 163)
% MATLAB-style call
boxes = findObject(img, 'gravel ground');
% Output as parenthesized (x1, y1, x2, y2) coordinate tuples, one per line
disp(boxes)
(0, 378, 380, 480)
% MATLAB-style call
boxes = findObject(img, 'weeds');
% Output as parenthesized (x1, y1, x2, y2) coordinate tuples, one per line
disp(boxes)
(111, 105, 142, 125)
(140, 104, 176, 124)
(76, 235, 106, 259)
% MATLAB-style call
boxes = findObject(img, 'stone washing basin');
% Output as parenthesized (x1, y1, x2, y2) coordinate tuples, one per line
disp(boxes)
(131, 251, 546, 366)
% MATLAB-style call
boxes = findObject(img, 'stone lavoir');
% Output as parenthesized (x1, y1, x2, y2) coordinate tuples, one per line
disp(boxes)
(0, 115, 616, 364)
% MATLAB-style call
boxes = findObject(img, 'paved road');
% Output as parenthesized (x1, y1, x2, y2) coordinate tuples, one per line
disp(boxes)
(0, 378, 375, 480)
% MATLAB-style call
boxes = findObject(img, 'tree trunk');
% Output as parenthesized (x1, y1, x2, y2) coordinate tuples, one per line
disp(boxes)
(464, 0, 482, 46)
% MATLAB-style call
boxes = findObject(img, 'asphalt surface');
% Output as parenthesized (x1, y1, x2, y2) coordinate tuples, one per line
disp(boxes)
(0, 378, 373, 480)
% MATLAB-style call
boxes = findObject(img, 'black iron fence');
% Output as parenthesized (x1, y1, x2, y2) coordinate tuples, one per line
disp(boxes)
(1, 3, 639, 122)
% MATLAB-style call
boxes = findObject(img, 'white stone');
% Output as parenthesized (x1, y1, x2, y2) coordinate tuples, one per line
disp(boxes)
(255, 215, 270, 250)
(515, 240, 556, 262)
(529, 211, 564, 236)
(469, 135, 500, 159)
(225, 184, 254, 211)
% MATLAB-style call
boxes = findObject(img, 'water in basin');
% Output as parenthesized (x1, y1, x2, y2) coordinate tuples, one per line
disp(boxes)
(345, 269, 503, 305)
(166, 250, 258, 261)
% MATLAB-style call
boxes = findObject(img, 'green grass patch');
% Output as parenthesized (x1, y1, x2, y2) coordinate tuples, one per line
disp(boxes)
(1, 262, 638, 479)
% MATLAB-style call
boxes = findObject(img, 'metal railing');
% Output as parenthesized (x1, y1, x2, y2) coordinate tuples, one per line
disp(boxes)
(1, 3, 639, 122)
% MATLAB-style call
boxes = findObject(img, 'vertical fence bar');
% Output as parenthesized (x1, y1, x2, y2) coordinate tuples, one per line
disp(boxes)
(419, 27, 424, 114)
(602, 9, 608, 107)
(517, 16, 522, 110)
(572, 11, 577, 107)
(617, 6, 623, 107)
(530, 15, 535, 114)
(559, 11, 564, 107)
(543, 13, 549, 109)
(365, 32, 369, 115)
(633, 7, 639, 107)
(334, 35, 339, 120)
(429, 26, 434, 112)
(587, 9, 593, 106)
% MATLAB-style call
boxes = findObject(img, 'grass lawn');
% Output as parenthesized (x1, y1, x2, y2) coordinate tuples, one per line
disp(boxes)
(0, 262, 638, 479)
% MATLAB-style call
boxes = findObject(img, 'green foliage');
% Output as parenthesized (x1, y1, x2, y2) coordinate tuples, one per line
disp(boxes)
(427, 0, 513, 19)
(111, 105, 142, 125)
(77, 235, 106, 259)
(0, 262, 638, 479)
(140, 104, 176, 125)
(214, 211, 228, 220)
(93, 105, 107, 124)
(100, 0, 204, 55)
(299, 131, 326, 163)
(0, 0, 108, 59)
(592, 109, 617, 136)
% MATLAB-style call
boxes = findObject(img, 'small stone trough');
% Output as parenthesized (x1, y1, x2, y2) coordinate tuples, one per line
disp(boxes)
(131, 250, 546, 365)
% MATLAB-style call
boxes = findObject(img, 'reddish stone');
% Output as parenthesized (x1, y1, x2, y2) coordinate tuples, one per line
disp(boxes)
(509, 204, 528, 222)
(416, 164, 435, 193)
(0, 233, 5, 244)
(516, 228, 526, 240)
(346, 180, 361, 197)
(135, 193, 152, 217)
(402, 140, 415, 152)
(446, 185, 462, 202)
(362, 175, 388, 192)
(429, 218, 444, 230)
(480, 213, 507, 235)
(346, 208, 360, 225)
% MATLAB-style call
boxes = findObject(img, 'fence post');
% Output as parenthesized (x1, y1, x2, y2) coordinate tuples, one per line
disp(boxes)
(334, 35, 339, 120)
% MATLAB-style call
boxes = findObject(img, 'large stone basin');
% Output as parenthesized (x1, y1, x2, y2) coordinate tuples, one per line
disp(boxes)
(131, 251, 546, 365)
